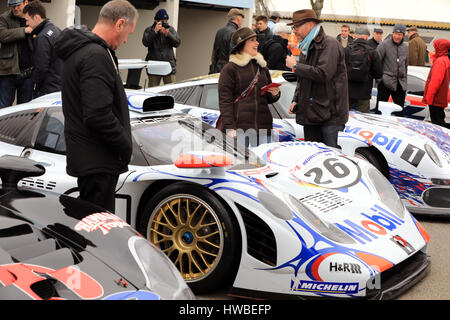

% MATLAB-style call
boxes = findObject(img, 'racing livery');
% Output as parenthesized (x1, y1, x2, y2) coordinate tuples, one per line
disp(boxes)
(151, 71, 450, 216)
(0, 91, 430, 299)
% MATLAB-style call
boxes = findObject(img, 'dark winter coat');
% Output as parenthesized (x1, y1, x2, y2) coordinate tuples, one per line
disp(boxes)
(54, 25, 132, 177)
(376, 34, 408, 92)
(423, 39, 450, 108)
(368, 37, 380, 50)
(0, 10, 33, 76)
(255, 27, 273, 53)
(260, 35, 291, 71)
(31, 19, 62, 96)
(209, 20, 238, 74)
(142, 23, 181, 74)
(291, 26, 349, 126)
(345, 39, 382, 100)
(218, 52, 280, 132)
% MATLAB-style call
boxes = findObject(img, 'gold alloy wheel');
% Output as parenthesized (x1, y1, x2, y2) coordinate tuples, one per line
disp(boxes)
(147, 195, 224, 282)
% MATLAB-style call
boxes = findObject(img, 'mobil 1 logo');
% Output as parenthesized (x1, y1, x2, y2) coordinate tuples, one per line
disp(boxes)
(400, 144, 425, 167)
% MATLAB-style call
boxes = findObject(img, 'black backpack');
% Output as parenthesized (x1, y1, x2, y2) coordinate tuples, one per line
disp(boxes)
(347, 43, 371, 82)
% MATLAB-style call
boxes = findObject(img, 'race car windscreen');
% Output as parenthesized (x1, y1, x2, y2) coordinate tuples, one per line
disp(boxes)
(277, 82, 297, 118)
(131, 115, 266, 169)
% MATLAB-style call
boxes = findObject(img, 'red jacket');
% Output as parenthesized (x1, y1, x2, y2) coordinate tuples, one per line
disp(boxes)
(422, 39, 450, 107)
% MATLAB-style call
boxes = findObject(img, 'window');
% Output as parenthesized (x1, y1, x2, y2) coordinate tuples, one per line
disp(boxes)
(200, 85, 220, 111)
(35, 109, 66, 154)
(0, 109, 41, 146)
(407, 75, 425, 96)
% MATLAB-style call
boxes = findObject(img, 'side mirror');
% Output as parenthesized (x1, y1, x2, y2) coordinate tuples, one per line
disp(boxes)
(378, 101, 403, 117)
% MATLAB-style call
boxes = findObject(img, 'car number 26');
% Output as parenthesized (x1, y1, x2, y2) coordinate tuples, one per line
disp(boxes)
(293, 156, 362, 189)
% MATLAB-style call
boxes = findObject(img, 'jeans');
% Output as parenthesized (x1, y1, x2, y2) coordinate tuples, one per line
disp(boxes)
(236, 129, 272, 148)
(303, 124, 345, 149)
(0, 75, 33, 108)
(147, 74, 175, 87)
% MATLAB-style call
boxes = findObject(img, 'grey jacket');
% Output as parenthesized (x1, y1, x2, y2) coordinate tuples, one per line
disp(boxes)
(376, 34, 408, 92)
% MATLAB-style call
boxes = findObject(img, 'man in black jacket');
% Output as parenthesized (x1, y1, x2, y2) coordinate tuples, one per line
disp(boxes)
(23, 0, 62, 98)
(209, 8, 244, 74)
(54, 0, 138, 212)
(345, 25, 382, 113)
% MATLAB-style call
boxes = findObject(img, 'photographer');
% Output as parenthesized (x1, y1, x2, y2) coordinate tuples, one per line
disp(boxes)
(142, 8, 181, 87)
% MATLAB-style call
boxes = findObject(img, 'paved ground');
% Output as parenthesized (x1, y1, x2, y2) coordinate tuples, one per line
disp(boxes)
(197, 215, 450, 300)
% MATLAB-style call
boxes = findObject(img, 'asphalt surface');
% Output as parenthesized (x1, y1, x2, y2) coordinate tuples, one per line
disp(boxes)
(197, 215, 450, 301)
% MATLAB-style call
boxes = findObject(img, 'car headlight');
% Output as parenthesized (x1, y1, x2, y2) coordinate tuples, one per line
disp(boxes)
(424, 143, 442, 168)
(367, 167, 405, 219)
(286, 194, 356, 244)
(129, 236, 195, 300)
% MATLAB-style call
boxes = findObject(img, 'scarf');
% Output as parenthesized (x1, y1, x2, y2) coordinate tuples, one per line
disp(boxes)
(298, 25, 320, 57)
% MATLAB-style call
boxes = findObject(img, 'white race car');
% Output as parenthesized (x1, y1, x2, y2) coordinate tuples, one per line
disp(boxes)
(150, 71, 450, 217)
(0, 91, 430, 299)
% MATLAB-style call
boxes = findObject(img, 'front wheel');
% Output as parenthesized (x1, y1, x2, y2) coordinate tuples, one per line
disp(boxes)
(138, 182, 241, 293)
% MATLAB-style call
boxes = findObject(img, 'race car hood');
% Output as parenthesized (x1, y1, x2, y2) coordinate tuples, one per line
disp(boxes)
(0, 188, 149, 297)
(237, 142, 429, 270)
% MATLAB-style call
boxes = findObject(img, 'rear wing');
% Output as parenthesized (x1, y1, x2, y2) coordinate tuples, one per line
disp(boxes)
(118, 59, 172, 90)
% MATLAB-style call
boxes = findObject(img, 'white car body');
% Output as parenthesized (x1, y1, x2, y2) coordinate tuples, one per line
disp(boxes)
(149, 72, 450, 216)
(0, 91, 430, 299)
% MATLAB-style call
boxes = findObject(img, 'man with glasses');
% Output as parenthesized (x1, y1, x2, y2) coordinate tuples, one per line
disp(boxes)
(0, 0, 33, 108)
(285, 9, 348, 148)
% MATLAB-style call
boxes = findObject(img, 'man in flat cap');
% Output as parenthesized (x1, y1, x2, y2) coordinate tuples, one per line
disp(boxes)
(345, 25, 382, 113)
(0, 0, 34, 108)
(209, 8, 244, 74)
(407, 26, 427, 66)
(285, 9, 348, 148)
(368, 27, 383, 49)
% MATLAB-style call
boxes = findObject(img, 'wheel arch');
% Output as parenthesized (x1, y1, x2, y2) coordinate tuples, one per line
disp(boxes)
(356, 146, 390, 179)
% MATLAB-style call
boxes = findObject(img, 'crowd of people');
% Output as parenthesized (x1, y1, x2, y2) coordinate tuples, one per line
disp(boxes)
(0, 0, 449, 209)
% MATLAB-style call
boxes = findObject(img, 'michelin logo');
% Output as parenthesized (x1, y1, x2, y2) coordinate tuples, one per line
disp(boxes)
(291, 279, 359, 294)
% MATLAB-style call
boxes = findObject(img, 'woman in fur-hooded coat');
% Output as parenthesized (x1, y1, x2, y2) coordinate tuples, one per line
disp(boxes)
(218, 27, 280, 144)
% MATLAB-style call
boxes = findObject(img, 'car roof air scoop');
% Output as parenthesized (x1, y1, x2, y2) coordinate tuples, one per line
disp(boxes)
(0, 155, 45, 191)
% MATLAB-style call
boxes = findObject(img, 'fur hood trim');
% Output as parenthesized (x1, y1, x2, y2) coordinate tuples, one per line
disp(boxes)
(229, 52, 267, 68)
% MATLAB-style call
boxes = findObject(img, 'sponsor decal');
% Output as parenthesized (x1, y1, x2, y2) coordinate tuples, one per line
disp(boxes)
(74, 212, 130, 235)
(329, 262, 362, 274)
(400, 144, 425, 167)
(390, 235, 415, 255)
(335, 205, 405, 245)
(291, 279, 359, 294)
(345, 126, 403, 154)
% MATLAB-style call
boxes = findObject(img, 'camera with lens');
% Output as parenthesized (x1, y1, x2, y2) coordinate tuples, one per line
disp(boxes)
(161, 22, 170, 29)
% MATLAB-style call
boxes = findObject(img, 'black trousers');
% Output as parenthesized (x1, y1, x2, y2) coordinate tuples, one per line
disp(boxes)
(303, 125, 345, 148)
(376, 81, 406, 117)
(429, 105, 449, 129)
(78, 173, 119, 213)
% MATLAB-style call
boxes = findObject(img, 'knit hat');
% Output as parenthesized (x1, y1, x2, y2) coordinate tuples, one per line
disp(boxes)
(393, 23, 406, 34)
(8, 0, 24, 6)
(154, 8, 169, 21)
(373, 27, 383, 33)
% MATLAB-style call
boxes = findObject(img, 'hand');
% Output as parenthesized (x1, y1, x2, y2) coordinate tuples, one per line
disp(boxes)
(25, 26, 33, 34)
(154, 21, 163, 32)
(286, 55, 297, 69)
(289, 102, 297, 114)
(267, 87, 280, 97)
(161, 27, 170, 36)
(226, 129, 237, 138)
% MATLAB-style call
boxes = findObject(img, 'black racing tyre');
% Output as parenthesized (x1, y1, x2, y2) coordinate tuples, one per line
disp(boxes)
(355, 147, 389, 179)
(138, 182, 241, 293)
